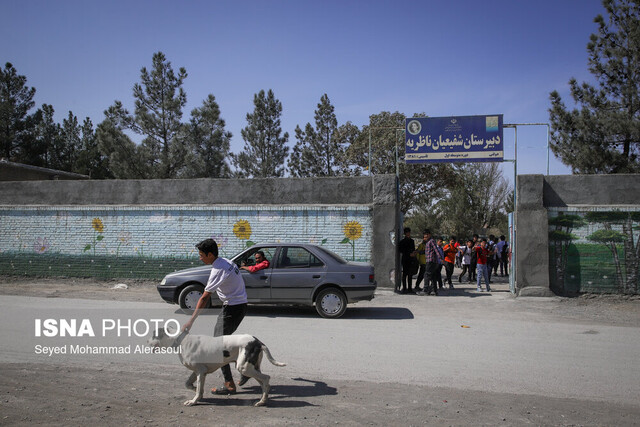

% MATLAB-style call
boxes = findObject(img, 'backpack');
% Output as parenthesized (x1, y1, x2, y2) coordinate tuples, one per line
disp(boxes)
(488, 242, 497, 259)
(501, 241, 509, 258)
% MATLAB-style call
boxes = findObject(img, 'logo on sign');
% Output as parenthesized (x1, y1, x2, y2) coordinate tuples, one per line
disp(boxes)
(407, 120, 421, 135)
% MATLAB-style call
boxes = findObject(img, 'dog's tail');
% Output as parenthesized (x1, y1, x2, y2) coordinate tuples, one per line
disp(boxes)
(262, 345, 287, 367)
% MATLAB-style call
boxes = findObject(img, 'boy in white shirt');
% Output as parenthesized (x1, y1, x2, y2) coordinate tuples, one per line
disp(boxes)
(457, 239, 474, 283)
(182, 238, 248, 395)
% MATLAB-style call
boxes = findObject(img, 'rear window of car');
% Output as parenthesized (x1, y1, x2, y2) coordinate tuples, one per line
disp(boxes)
(277, 247, 324, 268)
(314, 246, 348, 264)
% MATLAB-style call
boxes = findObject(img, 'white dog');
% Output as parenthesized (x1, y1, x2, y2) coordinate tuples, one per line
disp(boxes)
(148, 328, 286, 407)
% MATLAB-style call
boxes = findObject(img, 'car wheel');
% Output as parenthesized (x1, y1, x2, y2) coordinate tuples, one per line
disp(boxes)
(315, 287, 347, 318)
(178, 284, 208, 313)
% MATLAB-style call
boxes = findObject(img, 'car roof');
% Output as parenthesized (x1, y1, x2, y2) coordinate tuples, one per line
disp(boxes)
(248, 242, 318, 247)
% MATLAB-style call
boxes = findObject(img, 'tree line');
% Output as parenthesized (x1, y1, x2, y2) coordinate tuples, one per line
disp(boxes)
(1, 51, 512, 236)
(3, 52, 377, 181)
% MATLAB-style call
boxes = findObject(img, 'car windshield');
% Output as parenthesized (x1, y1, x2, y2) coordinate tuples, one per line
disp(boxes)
(314, 246, 348, 264)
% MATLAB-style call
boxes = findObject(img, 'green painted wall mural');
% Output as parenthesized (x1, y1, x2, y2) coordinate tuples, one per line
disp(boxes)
(548, 207, 640, 295)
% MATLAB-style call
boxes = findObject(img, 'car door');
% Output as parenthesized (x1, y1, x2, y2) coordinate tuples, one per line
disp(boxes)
(235, 246, 277, 301)
(269, 246, 326, 302)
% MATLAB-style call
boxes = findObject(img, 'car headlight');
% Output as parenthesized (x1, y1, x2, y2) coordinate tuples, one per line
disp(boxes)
(160, 278, 167, 285)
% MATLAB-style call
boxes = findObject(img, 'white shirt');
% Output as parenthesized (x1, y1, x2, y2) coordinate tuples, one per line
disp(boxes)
(204, 257, 248, 305)
(459, 245, 471, 265)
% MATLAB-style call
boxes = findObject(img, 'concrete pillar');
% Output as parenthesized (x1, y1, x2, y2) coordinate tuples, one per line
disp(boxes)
(515, 175, 554, 296)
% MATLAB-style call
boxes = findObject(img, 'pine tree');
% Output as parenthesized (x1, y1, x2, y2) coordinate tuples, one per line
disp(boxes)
(95, 119, 148, 179)
(31, 104, 62, 168)
(332, 122, 363, 175)
(75, 118, 112, 178)
(106, 52, 188, 178)
(184, 94, 232, 178)
(289, 94, 349, 177)
(549, 0, 640, 173)
(232, 89, 289, 178)
(0, 62, 36, 160)
(57, 111, 82, 172)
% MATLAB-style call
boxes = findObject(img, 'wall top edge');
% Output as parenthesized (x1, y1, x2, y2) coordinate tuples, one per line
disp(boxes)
(548, 205, 640, 211)
(0, 204, 373, 211)
(518, 173, 640, 178)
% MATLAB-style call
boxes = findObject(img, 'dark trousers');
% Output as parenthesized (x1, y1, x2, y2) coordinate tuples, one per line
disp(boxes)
(424, 262, 438, 294)
(470, 262, 477, 280)
(415, 264, 426, 289)
(402, 258, 413, 291)
(214, 303, 248, 382)
(401, 261, 413, 291)
(435, 264, 443, 290)
(444, 261, 454, 286)
(500, 257, 509, 276)
(459, 264, 472, 282)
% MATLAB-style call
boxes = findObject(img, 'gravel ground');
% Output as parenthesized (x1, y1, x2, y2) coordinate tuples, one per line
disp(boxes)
(1, 275, 639, 426)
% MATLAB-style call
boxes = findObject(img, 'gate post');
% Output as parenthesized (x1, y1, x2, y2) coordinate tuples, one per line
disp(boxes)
(515, 175, 554, 296)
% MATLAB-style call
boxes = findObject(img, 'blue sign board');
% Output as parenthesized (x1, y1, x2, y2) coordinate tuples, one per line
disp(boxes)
(405, 115, 503, 164)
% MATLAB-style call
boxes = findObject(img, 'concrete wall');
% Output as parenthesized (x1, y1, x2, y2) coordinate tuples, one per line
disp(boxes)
(516, 174, 640, 296)
(0, 175, 399, 287)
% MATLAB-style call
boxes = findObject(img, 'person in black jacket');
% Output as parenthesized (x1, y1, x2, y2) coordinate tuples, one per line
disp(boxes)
(398, 227, 416, 294)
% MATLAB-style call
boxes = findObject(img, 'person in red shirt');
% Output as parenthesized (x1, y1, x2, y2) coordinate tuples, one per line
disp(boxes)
(475, 239, 493, 292)
(442, 236, 458, 289)
(241, 251, 270, 273)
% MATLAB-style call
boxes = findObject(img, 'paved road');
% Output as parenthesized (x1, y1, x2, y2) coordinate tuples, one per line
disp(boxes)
(1, 279, 639, 406)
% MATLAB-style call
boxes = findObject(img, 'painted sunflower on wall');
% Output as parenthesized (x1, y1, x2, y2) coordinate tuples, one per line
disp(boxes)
(233, 219, 255, 248)
(341, 220, 363, 260)
(343, 221, 363, 241)
(92, 218, 104, 233)
(85, 217, 105, 255)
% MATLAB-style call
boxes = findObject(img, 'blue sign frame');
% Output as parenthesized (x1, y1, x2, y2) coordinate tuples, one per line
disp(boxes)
(405, 115, 503, 164)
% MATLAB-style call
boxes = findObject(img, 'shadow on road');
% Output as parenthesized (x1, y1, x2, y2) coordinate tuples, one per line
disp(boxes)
(341, 306, 414, 319)
(244, 305, 413, 320)
(193, 377, 336, 408)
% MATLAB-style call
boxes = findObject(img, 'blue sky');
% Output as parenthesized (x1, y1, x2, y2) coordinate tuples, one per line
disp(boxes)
(2, 0, 606, 182)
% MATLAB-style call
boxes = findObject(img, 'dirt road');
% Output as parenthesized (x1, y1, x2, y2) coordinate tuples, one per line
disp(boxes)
(1, 276, 639, 426)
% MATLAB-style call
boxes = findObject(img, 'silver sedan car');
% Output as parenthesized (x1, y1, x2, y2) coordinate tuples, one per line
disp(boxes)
(157, 243, 376, 318)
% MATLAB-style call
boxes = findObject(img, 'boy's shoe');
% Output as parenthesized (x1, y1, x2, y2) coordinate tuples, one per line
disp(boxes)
(212, 381, 236, 395)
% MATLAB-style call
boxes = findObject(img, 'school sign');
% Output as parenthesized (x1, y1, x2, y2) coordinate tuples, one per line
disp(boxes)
(405, 115, 503, 164)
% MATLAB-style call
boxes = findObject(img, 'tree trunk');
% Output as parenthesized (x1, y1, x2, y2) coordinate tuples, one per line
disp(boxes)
(622, 218, 636, 293)
(631, 222, 640, 294)
(608, 242, 625, 292)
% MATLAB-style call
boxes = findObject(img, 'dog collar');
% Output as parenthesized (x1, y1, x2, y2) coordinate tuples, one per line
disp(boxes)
(171, 330, 188, 349)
